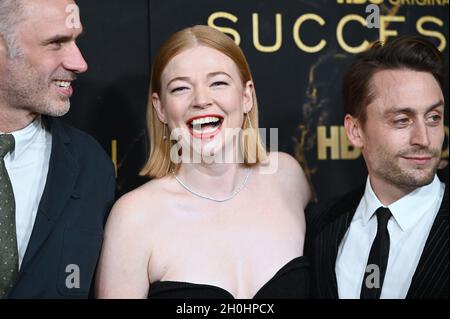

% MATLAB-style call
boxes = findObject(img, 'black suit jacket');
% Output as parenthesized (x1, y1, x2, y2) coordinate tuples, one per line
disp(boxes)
(8, 117, 115, 299)
(305, 181, 449, 299)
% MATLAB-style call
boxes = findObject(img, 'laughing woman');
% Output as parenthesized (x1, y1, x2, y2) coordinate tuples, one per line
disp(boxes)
(95, 25, 311, 299)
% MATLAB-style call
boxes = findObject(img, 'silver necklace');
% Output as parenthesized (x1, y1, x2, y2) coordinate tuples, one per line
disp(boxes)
(174, 168, 252, 203)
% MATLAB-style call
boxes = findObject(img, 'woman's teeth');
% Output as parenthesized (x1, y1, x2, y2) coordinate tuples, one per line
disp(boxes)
(189, 116, 222, 135)
(191, 116, 221, 126)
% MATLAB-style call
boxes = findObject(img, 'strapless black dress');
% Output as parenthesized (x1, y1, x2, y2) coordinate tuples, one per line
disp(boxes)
(148, 256, 309, 298)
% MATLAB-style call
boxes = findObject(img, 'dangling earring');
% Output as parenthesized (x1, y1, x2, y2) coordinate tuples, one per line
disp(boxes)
(163, 122, 168, 140)
(245, 113, 253, 129)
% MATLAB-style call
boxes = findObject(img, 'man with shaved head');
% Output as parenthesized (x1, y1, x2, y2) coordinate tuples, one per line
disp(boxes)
(0, 0, 115, 298)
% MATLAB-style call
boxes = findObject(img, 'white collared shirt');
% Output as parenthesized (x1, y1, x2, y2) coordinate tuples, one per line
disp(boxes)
(1, 117, 52, 268)
(336, 175, 445, 299)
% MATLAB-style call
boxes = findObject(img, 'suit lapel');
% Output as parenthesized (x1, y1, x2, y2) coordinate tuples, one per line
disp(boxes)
(19, 118, 80, 272)
(407, 185, 449, 299)
(315, 183, 448, 299)
(316, 186, 365, 298)
(317, 213, 352, 298)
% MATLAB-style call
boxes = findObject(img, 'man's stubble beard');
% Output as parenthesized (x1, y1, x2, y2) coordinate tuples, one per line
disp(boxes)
(1, 54, 71, 118)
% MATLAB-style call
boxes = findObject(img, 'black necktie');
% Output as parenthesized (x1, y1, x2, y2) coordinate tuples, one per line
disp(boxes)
(0, 134, 18, 299)
(360, 207, 392, 299)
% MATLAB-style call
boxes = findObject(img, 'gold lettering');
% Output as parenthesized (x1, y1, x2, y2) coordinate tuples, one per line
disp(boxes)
(253, 13, 282, 53)
(337, 0, 384, 4)
(318, 126, 340, 160)
(379, 16, 406, 43)
(293, 14, 327, 53)
(337, 14, 370, 53)
(417, 16, 447, 51)
(111, 139, 117, 178)
(389, 0, 450, 4)
(208, 12, 241, 45)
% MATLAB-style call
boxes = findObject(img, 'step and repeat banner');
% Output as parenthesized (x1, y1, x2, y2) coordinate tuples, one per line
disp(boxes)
(68, 0, 449, 203)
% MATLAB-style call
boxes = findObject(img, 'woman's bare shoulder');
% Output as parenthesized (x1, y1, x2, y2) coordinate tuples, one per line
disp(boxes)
(106, 178, 172, 231)
(257, 152, 312, 207)
(256, 151, 305, 177)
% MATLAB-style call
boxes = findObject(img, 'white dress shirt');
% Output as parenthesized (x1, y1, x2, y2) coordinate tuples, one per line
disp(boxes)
(1, 117, 52, 268)
(336, 175, 445, 299)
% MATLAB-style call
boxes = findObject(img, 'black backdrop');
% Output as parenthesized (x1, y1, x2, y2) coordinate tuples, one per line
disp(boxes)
(66, 0, 449, 203)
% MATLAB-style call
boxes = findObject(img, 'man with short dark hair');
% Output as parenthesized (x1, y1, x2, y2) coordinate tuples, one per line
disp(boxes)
(306, 36, 448, 299)
(0, 0, 115, 298)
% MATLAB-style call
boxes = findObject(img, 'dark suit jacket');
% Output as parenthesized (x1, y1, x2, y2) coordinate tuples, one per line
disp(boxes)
(305, 181, 449, 299)
(8, 117, 115, 299)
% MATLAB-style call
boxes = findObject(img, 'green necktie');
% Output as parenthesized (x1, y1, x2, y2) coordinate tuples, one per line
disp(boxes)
(0, 134, 18, 299)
